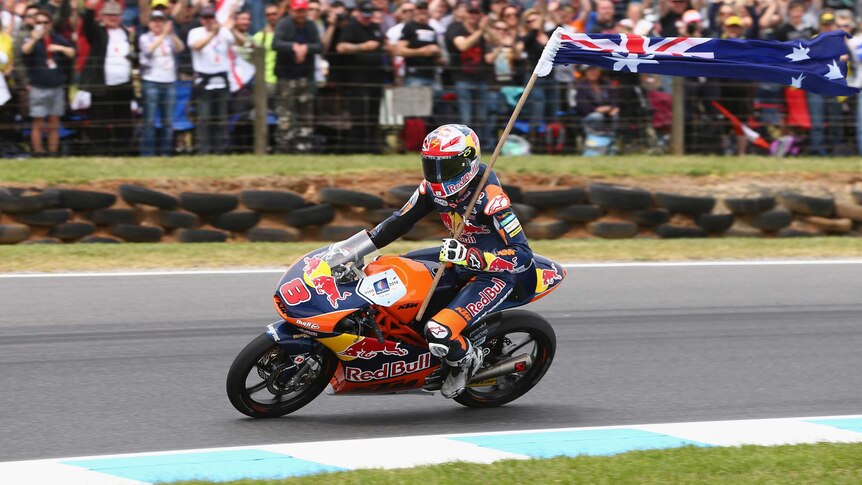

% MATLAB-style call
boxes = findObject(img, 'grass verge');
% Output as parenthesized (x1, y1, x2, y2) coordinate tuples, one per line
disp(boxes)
(1, 154, 861, 185)
(171, 442, 862, 485)
(1, 237, 860, 273)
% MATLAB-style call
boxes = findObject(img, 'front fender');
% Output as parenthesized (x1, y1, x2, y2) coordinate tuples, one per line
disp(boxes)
(265, 320, 320, 353)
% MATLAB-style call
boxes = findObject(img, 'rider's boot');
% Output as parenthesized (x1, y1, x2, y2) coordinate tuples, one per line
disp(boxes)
(441, 341, 483, 399)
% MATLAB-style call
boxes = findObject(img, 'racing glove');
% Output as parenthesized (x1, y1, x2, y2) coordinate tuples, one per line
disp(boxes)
(439, 238, 468, 265)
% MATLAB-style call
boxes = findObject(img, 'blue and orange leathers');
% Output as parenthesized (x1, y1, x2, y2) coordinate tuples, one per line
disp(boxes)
(370, 164, 538, 361)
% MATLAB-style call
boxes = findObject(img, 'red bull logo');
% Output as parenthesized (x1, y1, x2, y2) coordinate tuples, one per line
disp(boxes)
(487, 256, 517, 272)
(303, 255, 352, 308)
(345, 353, 432, 382)
(536, 267, 563, 293)
(440, 212, 489, 239)
(339, 337, 411, 360)
(465, 277, 508, 317)
(311, 274, 352, 308)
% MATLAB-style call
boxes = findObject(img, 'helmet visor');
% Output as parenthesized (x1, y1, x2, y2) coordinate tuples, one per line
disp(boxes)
(422, 155, 470, 183)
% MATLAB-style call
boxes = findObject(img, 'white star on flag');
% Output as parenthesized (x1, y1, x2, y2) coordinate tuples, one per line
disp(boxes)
(606, 52, 660, 73)
(791, 73, 806, 88)
(786, 43, 811, 62)
(825, 59, 844, 80)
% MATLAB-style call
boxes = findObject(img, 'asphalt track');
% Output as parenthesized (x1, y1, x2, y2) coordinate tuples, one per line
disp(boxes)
(1, 262, 861, 462)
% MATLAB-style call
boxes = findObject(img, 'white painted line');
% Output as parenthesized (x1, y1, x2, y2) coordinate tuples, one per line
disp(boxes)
(638, 419, 862, 446)
(2, 259, 862, 278)
(261, 436, 527, 470)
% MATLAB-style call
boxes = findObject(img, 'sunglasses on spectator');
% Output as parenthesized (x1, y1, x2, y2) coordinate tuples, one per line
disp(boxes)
(36, 20, 51, 24)
(504, 12, 518, 17)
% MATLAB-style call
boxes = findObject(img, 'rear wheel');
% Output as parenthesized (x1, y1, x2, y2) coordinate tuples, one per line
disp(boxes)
(226, 333, 338, 418)
(455, 313, 556, 408)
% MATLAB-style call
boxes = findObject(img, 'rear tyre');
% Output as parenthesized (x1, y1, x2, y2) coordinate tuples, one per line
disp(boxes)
(455, 312, 556, 408)
(226, 333, 338, 418)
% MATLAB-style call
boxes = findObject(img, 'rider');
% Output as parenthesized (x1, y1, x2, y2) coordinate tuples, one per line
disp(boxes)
(368, 124, 535, 398)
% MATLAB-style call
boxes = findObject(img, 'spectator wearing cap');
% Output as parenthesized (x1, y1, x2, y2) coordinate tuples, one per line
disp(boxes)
(139, 10, 185, 156)
(140, 0, 187, 25)
(336, 0, 386, 153)
(445, 3, 492, 142)
(21, 9, 75, 155)
(806, 11, 845, 156)
(717, 14, 755, 155)
(272, 0, 322, 153)
(677, 9, 702, 37)
(81, 0, 136, 155)
(187, 5, 242, 154)
(397, 1, 441, 88)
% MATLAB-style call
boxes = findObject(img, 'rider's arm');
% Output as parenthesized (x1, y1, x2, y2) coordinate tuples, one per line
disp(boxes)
(468, 181, 532, 274)
(369, 182, 434, 249)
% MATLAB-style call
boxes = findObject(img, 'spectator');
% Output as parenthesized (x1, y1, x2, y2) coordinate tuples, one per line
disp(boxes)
(188, 5, 239, 154)
(428, 0, 452, 36)
(22, 9, 75, 155)
(717, 15, 755, 155)
(42, 0, 74, 40)
(658, 0, 689, 36)
(336, 0, 386, 153)
(0, 13, 14, 153)
(772, 1, 814, 41)
(273, 0, 322, 153)
(398, 1, 441, 88)
(228, 9, 256, 151)
(253, 3, 281, 98)
(806, 11, 844, 155)
(386, 1, 416, 84)
(486, 17, 518, 136)
(13, 5, 40, 119)
(620, 2, 654, 36)
(445, 3, 491, 141)
(139, 11, 184, 156)
(587, 0, 617, 33)
(575, 65, 619, 137)
(81, 0, 136, 156)
(521, 9, 553, 136)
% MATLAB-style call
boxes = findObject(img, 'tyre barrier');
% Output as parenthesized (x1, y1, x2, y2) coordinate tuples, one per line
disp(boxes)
(0, 183, 860, 244)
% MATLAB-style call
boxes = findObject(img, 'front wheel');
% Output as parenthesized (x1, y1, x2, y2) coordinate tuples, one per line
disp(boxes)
(226, 333, 338, 418)
(455, 312, 556, 408)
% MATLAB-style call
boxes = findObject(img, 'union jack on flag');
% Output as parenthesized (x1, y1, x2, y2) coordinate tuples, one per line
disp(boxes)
(537, 29, 858, 96)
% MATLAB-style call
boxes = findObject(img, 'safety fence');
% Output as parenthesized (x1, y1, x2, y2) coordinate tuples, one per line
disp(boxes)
(1, 182, 860, 245)
(5, 50, 862, 157)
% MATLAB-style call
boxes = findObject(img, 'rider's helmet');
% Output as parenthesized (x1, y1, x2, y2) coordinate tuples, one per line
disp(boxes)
(421, 124, 481, 198)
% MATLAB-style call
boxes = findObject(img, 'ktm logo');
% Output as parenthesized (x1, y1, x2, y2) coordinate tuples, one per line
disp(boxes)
(397, 302, 419, 310)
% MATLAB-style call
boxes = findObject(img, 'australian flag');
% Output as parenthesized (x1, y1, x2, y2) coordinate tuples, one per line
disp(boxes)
(548, 30, 858, 96)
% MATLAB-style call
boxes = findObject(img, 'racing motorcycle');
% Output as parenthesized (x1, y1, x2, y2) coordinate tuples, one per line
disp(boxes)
(226, 231, 566, 418)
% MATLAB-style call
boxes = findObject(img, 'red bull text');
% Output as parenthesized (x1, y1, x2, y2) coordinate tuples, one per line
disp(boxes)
(465, 277, 508, 317)
(344, 353, 432, 382)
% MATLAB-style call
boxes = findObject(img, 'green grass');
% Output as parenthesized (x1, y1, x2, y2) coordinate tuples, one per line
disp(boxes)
(1, 154, 860, 185)
(170, 442, 862, 485)
(1, 237, 860, 273)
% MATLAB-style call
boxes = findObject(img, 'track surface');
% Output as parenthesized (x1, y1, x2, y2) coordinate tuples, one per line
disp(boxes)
(1, 263, 861, 461)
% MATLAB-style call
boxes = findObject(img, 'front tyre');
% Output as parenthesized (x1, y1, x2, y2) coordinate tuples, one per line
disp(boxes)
(455, 312, 556, 408)
(226, 333, 338, 418)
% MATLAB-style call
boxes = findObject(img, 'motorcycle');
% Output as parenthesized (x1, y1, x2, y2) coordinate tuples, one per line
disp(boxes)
(226, 231, 566, 418)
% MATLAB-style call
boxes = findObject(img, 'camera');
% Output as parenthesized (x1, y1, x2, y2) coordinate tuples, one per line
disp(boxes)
(336, 12, 347, 22)
(686, 22, 697, 35)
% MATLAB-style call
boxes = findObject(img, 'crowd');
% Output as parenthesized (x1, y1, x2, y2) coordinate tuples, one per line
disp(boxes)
(1, 0, 862, 157)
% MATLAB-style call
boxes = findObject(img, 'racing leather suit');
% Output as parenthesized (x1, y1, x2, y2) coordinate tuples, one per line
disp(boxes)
(369, 164, 536, 362)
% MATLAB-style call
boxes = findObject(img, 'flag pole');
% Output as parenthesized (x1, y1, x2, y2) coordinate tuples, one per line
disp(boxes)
(415, 28, 566, 323)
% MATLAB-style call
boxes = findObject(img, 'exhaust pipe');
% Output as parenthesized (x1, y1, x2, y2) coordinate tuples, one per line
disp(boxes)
(469, 353, 532, 384)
